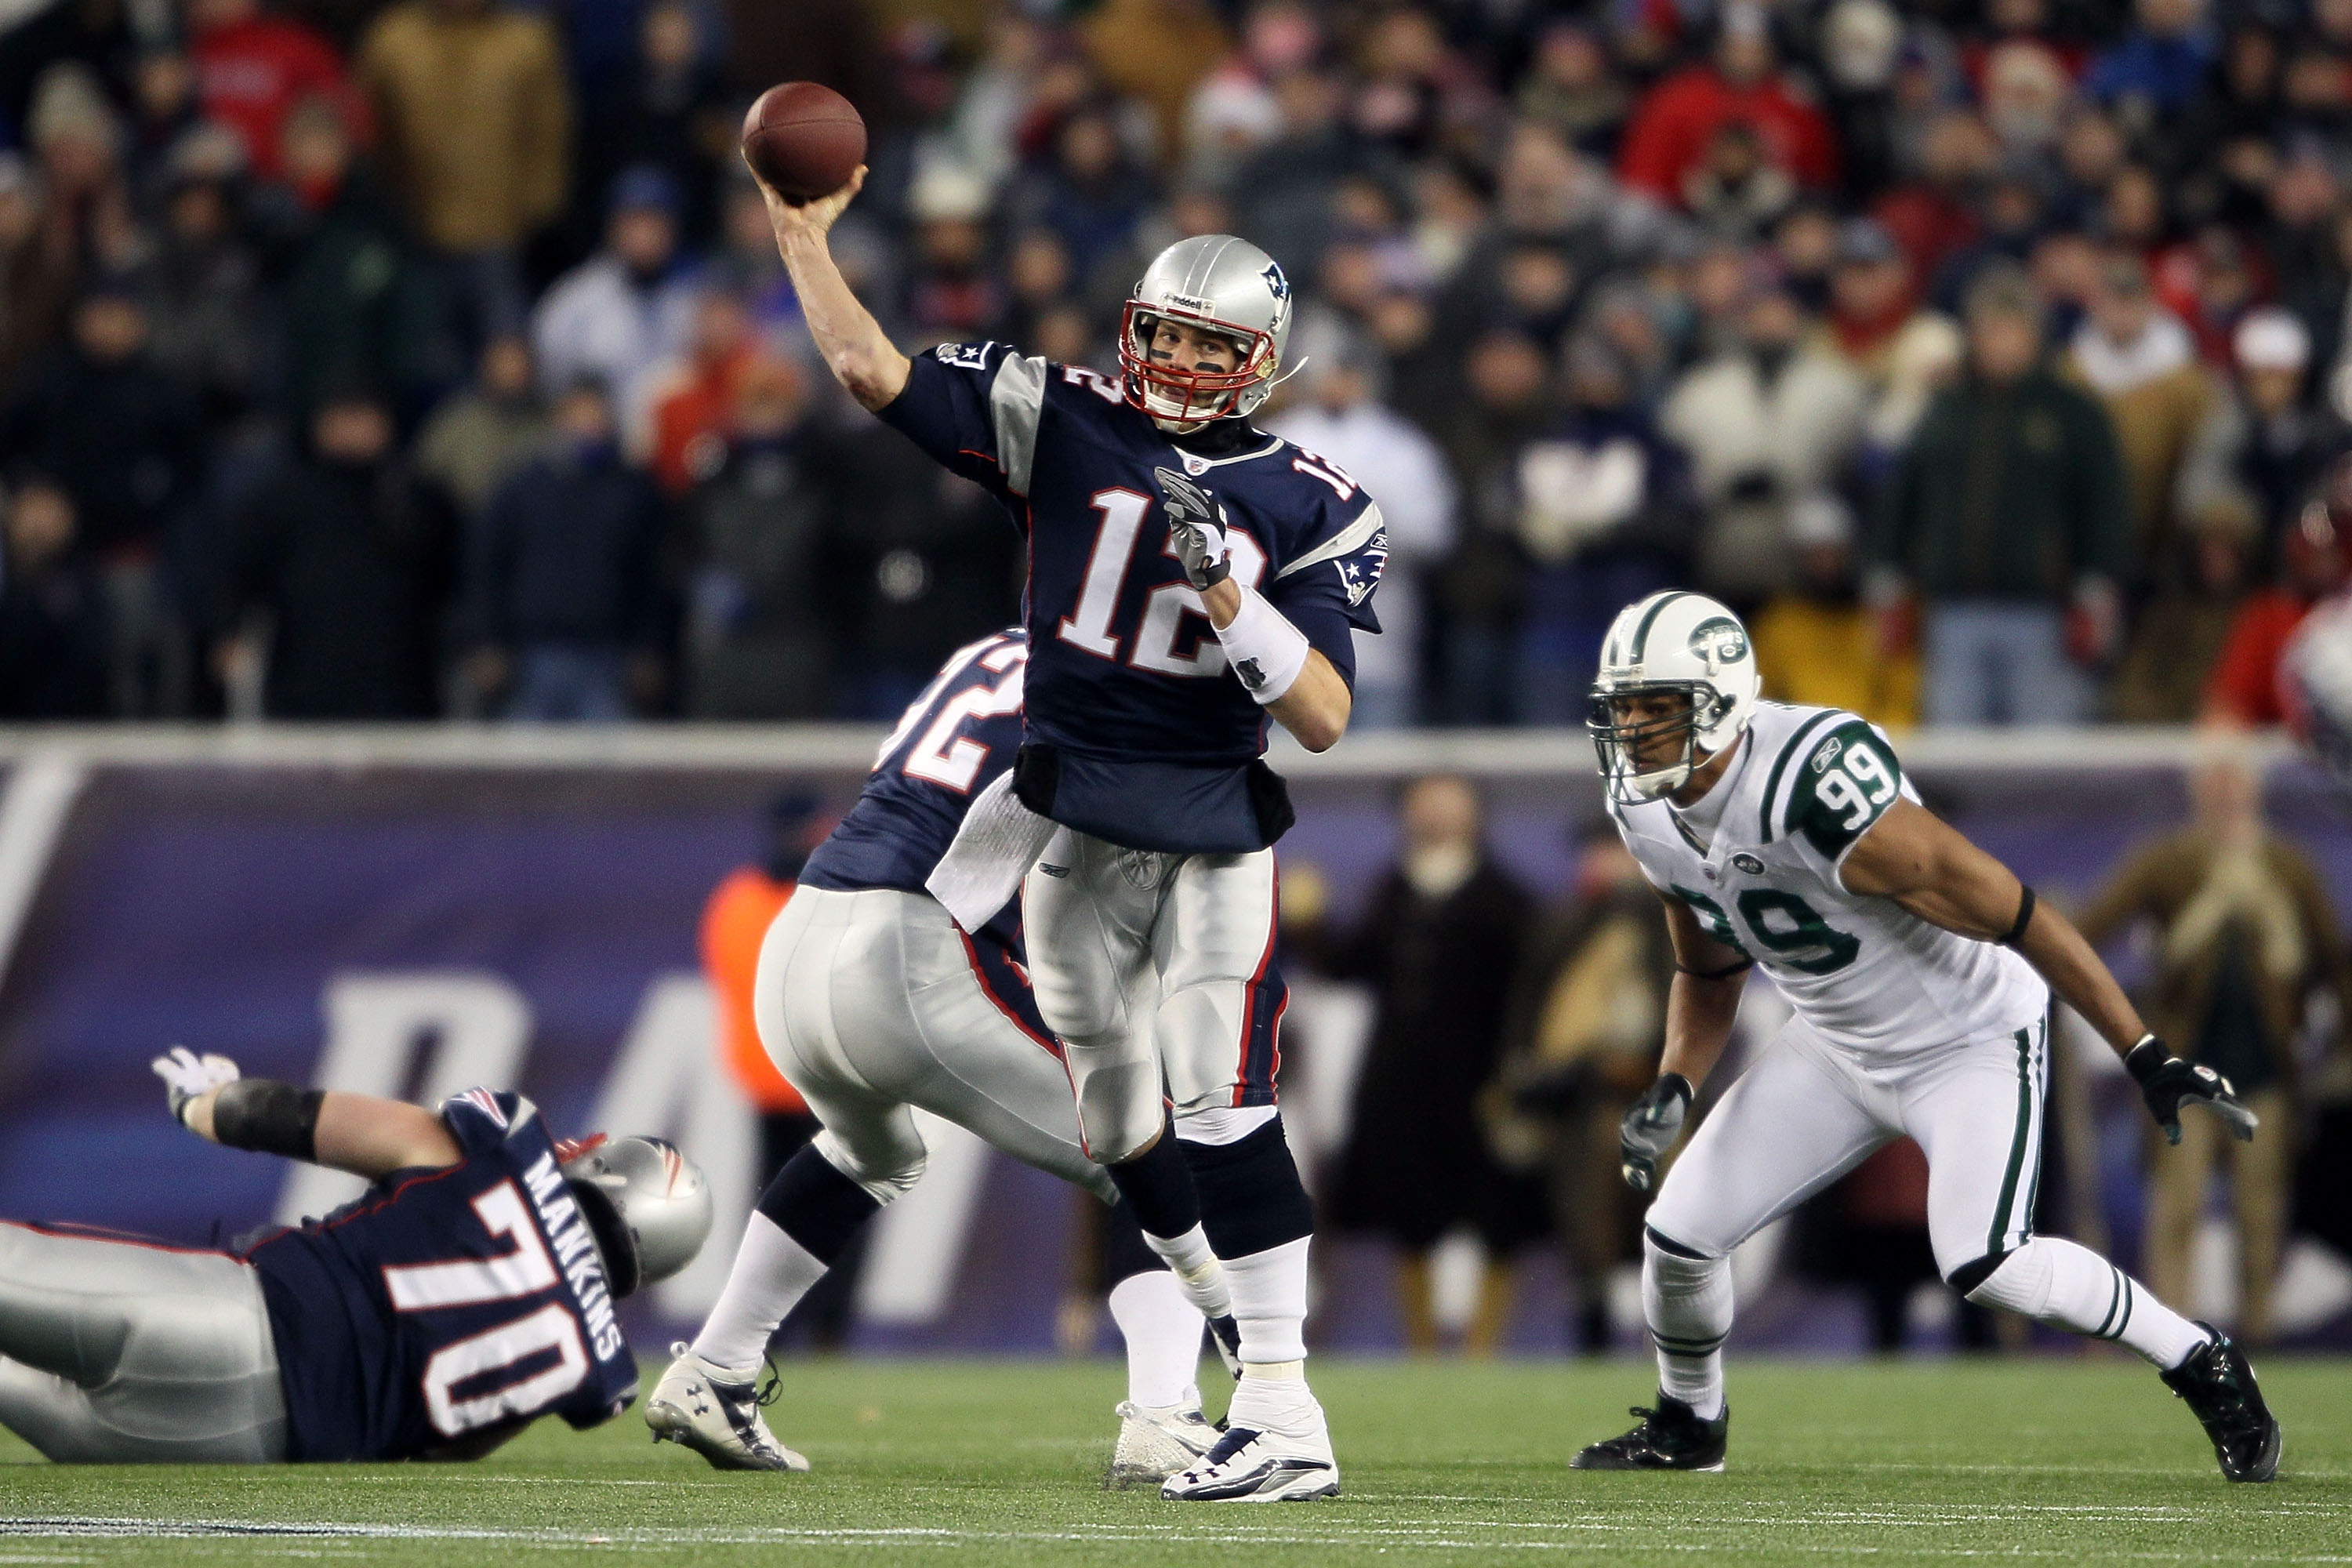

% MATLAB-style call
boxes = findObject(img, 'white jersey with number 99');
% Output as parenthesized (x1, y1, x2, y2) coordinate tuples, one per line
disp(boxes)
(1606, 702, 2046, 1056)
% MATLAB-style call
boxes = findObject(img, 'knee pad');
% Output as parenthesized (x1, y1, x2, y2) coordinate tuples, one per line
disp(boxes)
(786, 1133, 906, 1247)
(1178, 1119, 1313, 1260)
(1064, 1041, 1163, 1163)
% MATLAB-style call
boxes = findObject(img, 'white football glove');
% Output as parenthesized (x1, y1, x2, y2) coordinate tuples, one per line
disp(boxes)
(152, 1046, 240, 1128)
(1153, 466, 1230, 590)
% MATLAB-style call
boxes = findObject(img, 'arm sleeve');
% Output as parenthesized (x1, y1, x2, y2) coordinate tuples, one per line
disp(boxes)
(1265, 494, 1388, 687)
(876, 343, 1049, 503)
(436, 1088, 533, 1158)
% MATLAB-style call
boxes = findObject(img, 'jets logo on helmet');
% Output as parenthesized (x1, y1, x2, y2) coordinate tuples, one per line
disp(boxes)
(1588, 591, 1762, 804)
(1686, 616, 1748, 670)
(1120, 234, 1294, 426)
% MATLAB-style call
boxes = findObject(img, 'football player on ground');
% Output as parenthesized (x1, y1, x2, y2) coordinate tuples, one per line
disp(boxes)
(0, 1062, 709, 1462)
(1576, 590, 2280, 1483)
(648, 626, 1243, 1490)
(756, 162, 1384, 1503)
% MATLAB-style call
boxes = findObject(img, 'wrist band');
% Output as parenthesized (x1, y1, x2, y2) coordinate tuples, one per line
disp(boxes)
(1657, 1073, 1693, 1108)
(1213, 581, 1310, 706)
(2123, 1035, 2166, 1084)
(211, 1079, 325, 1162)
(1999, 884, 2037, 947)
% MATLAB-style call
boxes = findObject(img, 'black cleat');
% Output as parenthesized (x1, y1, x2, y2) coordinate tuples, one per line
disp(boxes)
(1570, 1393, 1728, 1471)
(2160, 1325, 2280, 1483)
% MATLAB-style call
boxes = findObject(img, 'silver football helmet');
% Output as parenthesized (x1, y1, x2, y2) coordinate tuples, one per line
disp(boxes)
(561, 1134, 713, 1298)
(1588, 590, 1762, 804)
(1120, 234, 1294, 425)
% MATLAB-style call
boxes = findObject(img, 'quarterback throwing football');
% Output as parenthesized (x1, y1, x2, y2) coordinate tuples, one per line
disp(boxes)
(759, 162, 1383, 1500)
(1578, 590, 2279, 1483)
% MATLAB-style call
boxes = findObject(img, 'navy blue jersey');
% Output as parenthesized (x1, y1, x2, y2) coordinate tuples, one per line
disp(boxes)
(800, 626, 1051, 1041)
(243, 1090, 638, 1461)
(802, 627, 1028, 905)
(878, 343, 1387, 854)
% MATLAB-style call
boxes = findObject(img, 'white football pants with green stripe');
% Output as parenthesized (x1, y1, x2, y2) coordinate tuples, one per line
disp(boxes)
(1644, 1010, 2209, 1385)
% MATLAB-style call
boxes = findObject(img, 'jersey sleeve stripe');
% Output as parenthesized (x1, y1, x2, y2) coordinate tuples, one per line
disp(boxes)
(1756, 710, 1842, 843)
(989, 351, 1048, 498)
(1275, 500, 1386, 579)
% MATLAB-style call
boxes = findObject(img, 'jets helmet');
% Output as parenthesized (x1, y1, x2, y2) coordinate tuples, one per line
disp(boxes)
(560, 1134, 713, 1298)
(1588, 590, 1761, 804)
(1120, 234, 1294, 425)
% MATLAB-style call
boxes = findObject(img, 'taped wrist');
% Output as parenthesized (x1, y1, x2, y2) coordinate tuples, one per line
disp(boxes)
(1212, 582, 1310, 706)
(2124, 1035, 2169, 1084)
(210, 1079, 324, 1161)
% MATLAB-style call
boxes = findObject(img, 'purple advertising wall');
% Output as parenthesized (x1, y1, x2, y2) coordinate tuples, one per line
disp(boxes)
(0, 739, 2346, 1356)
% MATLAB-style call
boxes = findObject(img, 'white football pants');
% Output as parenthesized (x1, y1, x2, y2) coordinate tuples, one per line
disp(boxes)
(754, 884, 1115, 1204)
(1648, 1011, 2049, 1276)
(1020, 829, 1283, 1163)
(0, 1222, 289, 1463)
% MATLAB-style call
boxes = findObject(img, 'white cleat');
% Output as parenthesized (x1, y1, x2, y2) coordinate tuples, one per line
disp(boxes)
(1105, 1400, 1221, 1490)
(1160, 1417, 1340, 1502)
(644, 1342, 810, 1472)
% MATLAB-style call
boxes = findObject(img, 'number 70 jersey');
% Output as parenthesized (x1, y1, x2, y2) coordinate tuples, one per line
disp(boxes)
(1606, 702, 2045, 1056)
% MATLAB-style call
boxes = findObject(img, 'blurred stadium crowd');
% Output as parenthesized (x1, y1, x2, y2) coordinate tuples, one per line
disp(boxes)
(8, 0, 2352, 724)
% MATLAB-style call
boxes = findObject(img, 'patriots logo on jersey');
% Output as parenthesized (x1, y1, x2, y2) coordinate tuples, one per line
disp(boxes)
(1337, 528, 1387, 609)
(935, 342, 993, 369)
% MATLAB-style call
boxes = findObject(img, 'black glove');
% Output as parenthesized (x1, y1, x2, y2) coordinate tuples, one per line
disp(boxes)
(1620, 1073, 1693, 1192)
(1153, 466, 1230, 589)
(2125, 1036, 2258, 1146)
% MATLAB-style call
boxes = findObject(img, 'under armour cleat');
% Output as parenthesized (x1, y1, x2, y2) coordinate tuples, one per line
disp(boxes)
(1570, 1393, 1729, 1471)
(1105, 1399, 1220, 1490)
(644, 1342, 809, 1472)
(1161, 1418, 1339, 1501)
(2161, 1325, 2280, 1483)
(1207, 1314, 1243, 1380)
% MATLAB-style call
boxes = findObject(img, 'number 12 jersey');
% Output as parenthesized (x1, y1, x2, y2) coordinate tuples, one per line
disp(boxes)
(1606, 702, 2045, 1055)
(878, 342, 1387, 855)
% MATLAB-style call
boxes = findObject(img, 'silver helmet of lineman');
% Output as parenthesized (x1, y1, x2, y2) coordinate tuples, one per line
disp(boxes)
(1119, 234, 1294, 424)
(1588, 590, 1762, 804)
(561, 1134, 713, 1298)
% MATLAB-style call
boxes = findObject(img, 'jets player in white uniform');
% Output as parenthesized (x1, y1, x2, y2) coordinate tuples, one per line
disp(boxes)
(1574, 590, 2280, 1483)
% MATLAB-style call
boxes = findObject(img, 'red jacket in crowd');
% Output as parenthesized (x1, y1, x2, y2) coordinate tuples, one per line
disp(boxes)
(194, 13, 357, 180)
(1617, 64, 1838, 205)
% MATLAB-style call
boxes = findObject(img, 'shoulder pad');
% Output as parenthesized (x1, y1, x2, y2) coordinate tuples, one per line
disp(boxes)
(1770, 717, 1905, 858)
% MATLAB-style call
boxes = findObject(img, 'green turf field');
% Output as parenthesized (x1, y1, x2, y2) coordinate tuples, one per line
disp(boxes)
(1, 1356, 2344, 1565)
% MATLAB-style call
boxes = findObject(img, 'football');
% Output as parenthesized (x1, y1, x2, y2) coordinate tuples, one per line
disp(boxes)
(740, 81, 866, 202)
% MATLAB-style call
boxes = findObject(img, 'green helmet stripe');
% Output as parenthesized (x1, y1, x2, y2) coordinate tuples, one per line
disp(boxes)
(1628, 590, 1692, 664)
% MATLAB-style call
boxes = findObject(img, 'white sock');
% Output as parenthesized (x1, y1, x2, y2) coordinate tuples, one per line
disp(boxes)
(1107, 1270, 1204, 1410)
(691, 1212, 828, 1373)
(1227, 1358, 1321, 1436)
(1643, 1236, 1731, 1421)
(1964, 1236, 2211, 1369)
(1222, 1236, 1310, 1365)
(1143, 1223, 1233, 1319)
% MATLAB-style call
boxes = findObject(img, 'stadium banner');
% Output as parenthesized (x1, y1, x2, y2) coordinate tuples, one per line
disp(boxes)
(0, 735, 2347, 1353)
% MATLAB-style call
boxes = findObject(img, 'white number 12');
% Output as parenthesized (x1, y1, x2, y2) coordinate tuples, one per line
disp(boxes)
(1054, 487, 1265, 676)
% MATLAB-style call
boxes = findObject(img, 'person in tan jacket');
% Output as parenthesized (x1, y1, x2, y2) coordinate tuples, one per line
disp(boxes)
(2063, 252, 2218, 588)
(358, 0, 568, 342)
(2075, 751, 2352, 1344)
